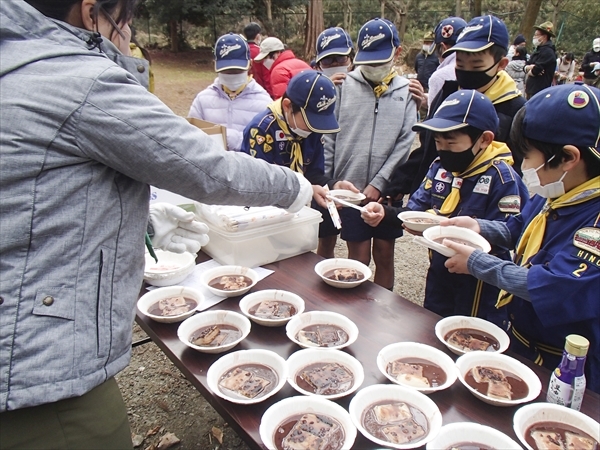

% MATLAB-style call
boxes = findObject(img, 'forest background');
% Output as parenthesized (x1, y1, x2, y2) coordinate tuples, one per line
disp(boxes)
(134, 0, 599, 65)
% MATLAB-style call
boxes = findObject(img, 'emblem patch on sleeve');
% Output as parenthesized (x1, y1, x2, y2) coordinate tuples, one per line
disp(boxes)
(434, 168, 452, 182)
(573, 227, 600, 256)
(498, 195, 521, 213)
(473, 175, 492, 194)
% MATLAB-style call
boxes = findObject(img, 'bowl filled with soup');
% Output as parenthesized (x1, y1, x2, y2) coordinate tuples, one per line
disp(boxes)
(259, 396, 357, 450)
(435, 315, 510, 356)
(377, 342, 457, 395)
(314, 258, 372, 289)
(238, 289, 305, 327)
(328, 189, 366, 205)
(349, 384, 442, 449)
(397, 211, 443, 233)
(286, 311, 359, 351)
(177, 310, 251, 354)
(286, 348, 364, 400)
(426, 422, 522, 449)
(513, 403, 599, 450)
(143, 250, 196, 287)
(137, 285, 203, 323)
(200, 265, 258, 297)
(455, 352, 542, 407)
(206, 349, 287, 405)
(421, 226, 491, 257)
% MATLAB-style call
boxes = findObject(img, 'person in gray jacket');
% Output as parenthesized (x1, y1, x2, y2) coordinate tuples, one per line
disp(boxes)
(0, 0, 312, 448)
(324, 18, 417, 290)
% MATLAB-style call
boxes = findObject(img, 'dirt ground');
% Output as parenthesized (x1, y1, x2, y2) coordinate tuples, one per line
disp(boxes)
(116, 50, 430, 450)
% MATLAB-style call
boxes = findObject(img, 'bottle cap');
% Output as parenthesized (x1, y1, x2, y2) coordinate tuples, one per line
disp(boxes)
(565, 334, 589, 357)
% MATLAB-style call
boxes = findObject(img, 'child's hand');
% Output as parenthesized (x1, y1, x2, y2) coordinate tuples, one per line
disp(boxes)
(407, 79, 426, 109)
(443, 240, 475, 274)
(440, 216, 480, 233)
(311, 185, 330, 209)
(361, 202, 384, 227)
(332, 180, 360, 193)
(363, 185, 381, 203)
(328, 73, 347, 85)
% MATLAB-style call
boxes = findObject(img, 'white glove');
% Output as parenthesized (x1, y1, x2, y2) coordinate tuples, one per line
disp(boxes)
(285, 172, 313, 213)
(148, 203, 209, 254)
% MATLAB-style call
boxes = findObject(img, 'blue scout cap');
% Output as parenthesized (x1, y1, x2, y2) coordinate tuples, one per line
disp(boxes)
(354, 18, 400, 65)
(214, 33, 250, 72)
(413, 89, 499, 133)
(286, 70, 340, 133)
(434, 17, 468, 45)
(316, 27, 353, 62)
(523, 83, 600, 150)
(444, 15, 509, 55)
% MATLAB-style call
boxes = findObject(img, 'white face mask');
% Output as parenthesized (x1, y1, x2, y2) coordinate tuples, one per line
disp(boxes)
(218, 72, 248, 91)
(422, 44, 431, 52)
(360, 61, 394, 83)
(263, 57, 275, 70)
(320, 65, 349, 78)
(521, 156, 568, 198)
(287, 111, 312, 138)
(532, 37, 541, 48)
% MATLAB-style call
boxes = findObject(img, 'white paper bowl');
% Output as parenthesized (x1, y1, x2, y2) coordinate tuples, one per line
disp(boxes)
(435, 315, 510, 356)
(286, 311, 359, 350)
(513, 403, 600, 450)
(398, 211, 443, 233)
(286, 348, 364, 399)
(377, 342, 457, 394)
(238, 289, 305, 327)
(328, 189, 366, 205)
(421, 225, 491, 257)
(455, 352, 542, 407)
(206, 349, 287, 405)
(427, 422, 522, 449)
(259, 396, 357, 450)
(137, 285, 204, 323)
(314, 258, 372, 289)
(143, 250, 196, 287)
(200, 265, 258, 297)
(349, 384, 442, 449)
(177, 310, 251, 354)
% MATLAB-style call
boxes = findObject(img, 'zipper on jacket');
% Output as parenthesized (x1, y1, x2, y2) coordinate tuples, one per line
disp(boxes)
(365, 98, 379, 187)
(96, 250, 104, 354)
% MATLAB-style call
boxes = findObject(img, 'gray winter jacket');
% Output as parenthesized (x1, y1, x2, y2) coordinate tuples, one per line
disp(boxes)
(323, 69, 417, 191)
(0, 0, 302, 411)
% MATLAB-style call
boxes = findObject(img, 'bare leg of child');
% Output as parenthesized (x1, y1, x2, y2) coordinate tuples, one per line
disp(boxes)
(346, 240, 371, 267)
(373, 238, 395, 290)
(317, 235, 338, 259)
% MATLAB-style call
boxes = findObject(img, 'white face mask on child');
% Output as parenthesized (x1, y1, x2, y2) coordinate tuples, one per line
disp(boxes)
(320, 65, 349, 78)
(263, 57, 275, 70)
(522, 155, 568, 198)
(360, 61, 394, 83)
(218, 72, 248, 91)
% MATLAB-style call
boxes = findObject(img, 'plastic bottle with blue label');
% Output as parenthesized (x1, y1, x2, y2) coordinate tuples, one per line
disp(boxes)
(546, 334, 589, 411)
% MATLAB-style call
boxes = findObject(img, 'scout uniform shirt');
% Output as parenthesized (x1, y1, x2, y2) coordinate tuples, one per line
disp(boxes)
(501, 188, 600, 393)
(407, 141, 528, 327)
(240, 106, 328, 186)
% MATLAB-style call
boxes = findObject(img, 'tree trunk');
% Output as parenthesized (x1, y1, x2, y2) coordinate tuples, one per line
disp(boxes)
(519, 0, 544, 41)
(381, 1, 386, 19)
(342, 0, 353, 29)
(455, 0, 462, 18)
(263, 0, 273, 22)
(169, 20, 178, 53)
(473, 0, 482, 17)
(304, 0, 324, 60)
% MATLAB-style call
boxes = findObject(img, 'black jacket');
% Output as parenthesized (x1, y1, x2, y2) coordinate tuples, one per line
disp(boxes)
(581, 50, 600, 80)
(384, 80, 526, 197)
(525, 40, 557, 97)
(417, 54, 440, 90)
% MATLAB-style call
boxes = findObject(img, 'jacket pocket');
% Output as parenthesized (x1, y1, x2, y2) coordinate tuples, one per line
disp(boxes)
(96, 246, 115, 359)
(32, 288, 76, 320)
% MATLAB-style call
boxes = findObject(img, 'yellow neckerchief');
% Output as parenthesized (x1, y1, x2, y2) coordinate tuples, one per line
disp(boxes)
(373, 69, 398, 98)
(484, 70, 522, 104)
(434, 141, 513, 216)
(222, 75, 252, 100)
(496, 175, 600, 307)
(266, 99, 304, 173)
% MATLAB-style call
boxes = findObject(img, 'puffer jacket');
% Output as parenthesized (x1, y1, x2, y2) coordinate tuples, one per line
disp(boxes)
(270, 50, 311, 99)
(323, 69, 417, 192)
(0, 0, 303, 412)
(188, 79, 271, 151)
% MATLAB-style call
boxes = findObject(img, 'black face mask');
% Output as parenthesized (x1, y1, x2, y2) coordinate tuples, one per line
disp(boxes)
(438, 139, 481, 173)
(455, 61, 498, 90)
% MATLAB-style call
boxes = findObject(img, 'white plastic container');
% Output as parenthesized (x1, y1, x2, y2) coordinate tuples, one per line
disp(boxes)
(201, 206, 322, 267)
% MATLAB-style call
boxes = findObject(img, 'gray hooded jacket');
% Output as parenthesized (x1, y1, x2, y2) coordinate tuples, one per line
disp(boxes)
(0, 0, 302, 411)
(323, 68, 417, 191)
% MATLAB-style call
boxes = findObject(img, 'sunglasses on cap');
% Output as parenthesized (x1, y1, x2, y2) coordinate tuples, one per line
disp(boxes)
(319, 55, 350, 66)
